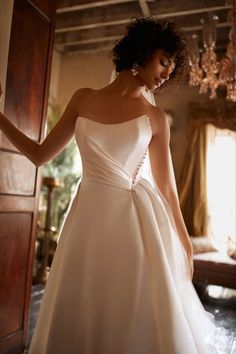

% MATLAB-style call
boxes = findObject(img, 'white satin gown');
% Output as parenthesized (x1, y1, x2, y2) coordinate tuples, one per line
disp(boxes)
(29, 114, 217, 354)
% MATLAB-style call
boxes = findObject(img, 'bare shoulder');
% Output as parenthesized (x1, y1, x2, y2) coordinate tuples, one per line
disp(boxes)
(72, 87, 95, 101)
(69, 87, 95, 113)
(148, 105, 170, 139)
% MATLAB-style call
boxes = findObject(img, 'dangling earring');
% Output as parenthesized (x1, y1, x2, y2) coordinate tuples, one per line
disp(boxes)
(131, 63, 139, 76)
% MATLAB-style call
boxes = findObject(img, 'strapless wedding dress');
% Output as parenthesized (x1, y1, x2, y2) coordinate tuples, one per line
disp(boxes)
(29, 114, 217, 354)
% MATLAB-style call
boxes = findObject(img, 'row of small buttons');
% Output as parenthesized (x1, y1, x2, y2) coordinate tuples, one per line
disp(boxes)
(131, 116, 151, 187)
(131, 149, 148, 187)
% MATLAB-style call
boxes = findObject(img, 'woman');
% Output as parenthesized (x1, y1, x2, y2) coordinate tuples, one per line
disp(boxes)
(0, 17, 216, 354)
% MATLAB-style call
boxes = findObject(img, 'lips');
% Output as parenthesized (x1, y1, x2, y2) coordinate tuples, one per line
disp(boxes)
(155, 78, 164, 86)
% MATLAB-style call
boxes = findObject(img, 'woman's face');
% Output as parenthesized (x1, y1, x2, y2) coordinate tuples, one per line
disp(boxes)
(137, 49, 176, 91)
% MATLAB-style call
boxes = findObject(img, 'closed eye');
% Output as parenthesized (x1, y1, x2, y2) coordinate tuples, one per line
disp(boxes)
(161, 61, 168, 67)
(161, 55, 175, 73)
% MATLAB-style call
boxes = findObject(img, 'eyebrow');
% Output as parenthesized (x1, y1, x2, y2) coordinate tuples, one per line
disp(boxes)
(163, 55, 174, 65)
(163, 55, 170, 62)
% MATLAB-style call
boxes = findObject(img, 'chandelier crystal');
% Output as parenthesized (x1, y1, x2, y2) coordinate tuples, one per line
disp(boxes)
(188, 0, 236, 102)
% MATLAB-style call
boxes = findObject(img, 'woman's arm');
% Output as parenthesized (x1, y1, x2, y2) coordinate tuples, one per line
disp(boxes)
(0, 89, 83, 166)
(148, 110, 194, 278)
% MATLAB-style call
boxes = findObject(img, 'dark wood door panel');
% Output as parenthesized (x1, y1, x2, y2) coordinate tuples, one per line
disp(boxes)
(0, 196, 35, 212)
(0, 152, 37, 196)
(0, 332, 22, 354)
(0, 213, 33, 338)
(0, 0, 56, 352)
(2, 0, 53, 151)
(29, 0, 56, 19)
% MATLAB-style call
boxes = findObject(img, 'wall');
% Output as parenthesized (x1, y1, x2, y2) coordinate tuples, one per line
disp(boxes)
(49, 50, 62, 101)
(57, 51, 113, 107)
(157, 82, 209, 183)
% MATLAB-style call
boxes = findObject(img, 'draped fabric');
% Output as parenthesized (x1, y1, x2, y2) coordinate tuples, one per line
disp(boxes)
(109, 68, 179, 198)
(29, 114, 217, 354)
(109, 69, 156, 189)
(178, 125, 208, 236)
(187, 100, 236, 132)
(178, 100, 236, 237)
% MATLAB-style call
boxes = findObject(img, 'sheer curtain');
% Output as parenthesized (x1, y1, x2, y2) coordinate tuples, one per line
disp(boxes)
(206, 124, 236, 250)
(178, 100, 236, 239)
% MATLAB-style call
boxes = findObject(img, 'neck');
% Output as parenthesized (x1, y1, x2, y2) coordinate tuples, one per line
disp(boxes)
(108, 69, 145, 98)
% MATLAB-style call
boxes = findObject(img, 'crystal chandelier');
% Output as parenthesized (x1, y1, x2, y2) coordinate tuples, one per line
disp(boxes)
(188, 0, 236, 102)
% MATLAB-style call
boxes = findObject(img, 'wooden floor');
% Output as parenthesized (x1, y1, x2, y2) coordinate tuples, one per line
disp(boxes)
(25, 284, 236, 353)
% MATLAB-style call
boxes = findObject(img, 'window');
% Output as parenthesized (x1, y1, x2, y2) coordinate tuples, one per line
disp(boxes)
(206, 124, 236, 250)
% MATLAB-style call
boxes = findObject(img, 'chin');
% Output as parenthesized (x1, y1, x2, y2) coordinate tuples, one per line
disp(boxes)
(144, 82, 157, 91)
(150, 84, 158, 91)
(141, 77, 158, 91)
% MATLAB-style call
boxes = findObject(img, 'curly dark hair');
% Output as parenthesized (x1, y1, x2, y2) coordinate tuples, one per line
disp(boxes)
(111, 17, 189, 89)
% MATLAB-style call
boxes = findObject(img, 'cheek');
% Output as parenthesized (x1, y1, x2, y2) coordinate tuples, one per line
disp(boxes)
(154, 61, 163, 73)
(148, 61, 162, 76)
(143, 63, 159, 77)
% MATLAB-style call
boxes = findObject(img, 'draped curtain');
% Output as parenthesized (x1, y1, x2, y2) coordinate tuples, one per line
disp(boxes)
(178, 100, 236, 237)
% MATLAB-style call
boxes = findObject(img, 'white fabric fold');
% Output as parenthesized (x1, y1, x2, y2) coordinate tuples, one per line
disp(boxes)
(29, 114, 217, 354)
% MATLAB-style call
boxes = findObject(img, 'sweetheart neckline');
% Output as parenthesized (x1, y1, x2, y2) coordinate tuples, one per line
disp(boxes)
(76, 113, 150, 126)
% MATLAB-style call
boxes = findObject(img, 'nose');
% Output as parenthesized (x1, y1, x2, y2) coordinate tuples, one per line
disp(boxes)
(161, 69, 170, 80)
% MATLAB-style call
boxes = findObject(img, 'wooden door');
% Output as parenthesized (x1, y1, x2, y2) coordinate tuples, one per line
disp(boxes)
(0, 1, 56, 353)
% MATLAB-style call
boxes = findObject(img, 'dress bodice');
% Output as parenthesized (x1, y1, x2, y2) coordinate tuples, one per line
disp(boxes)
(75, 114, 152, 189)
